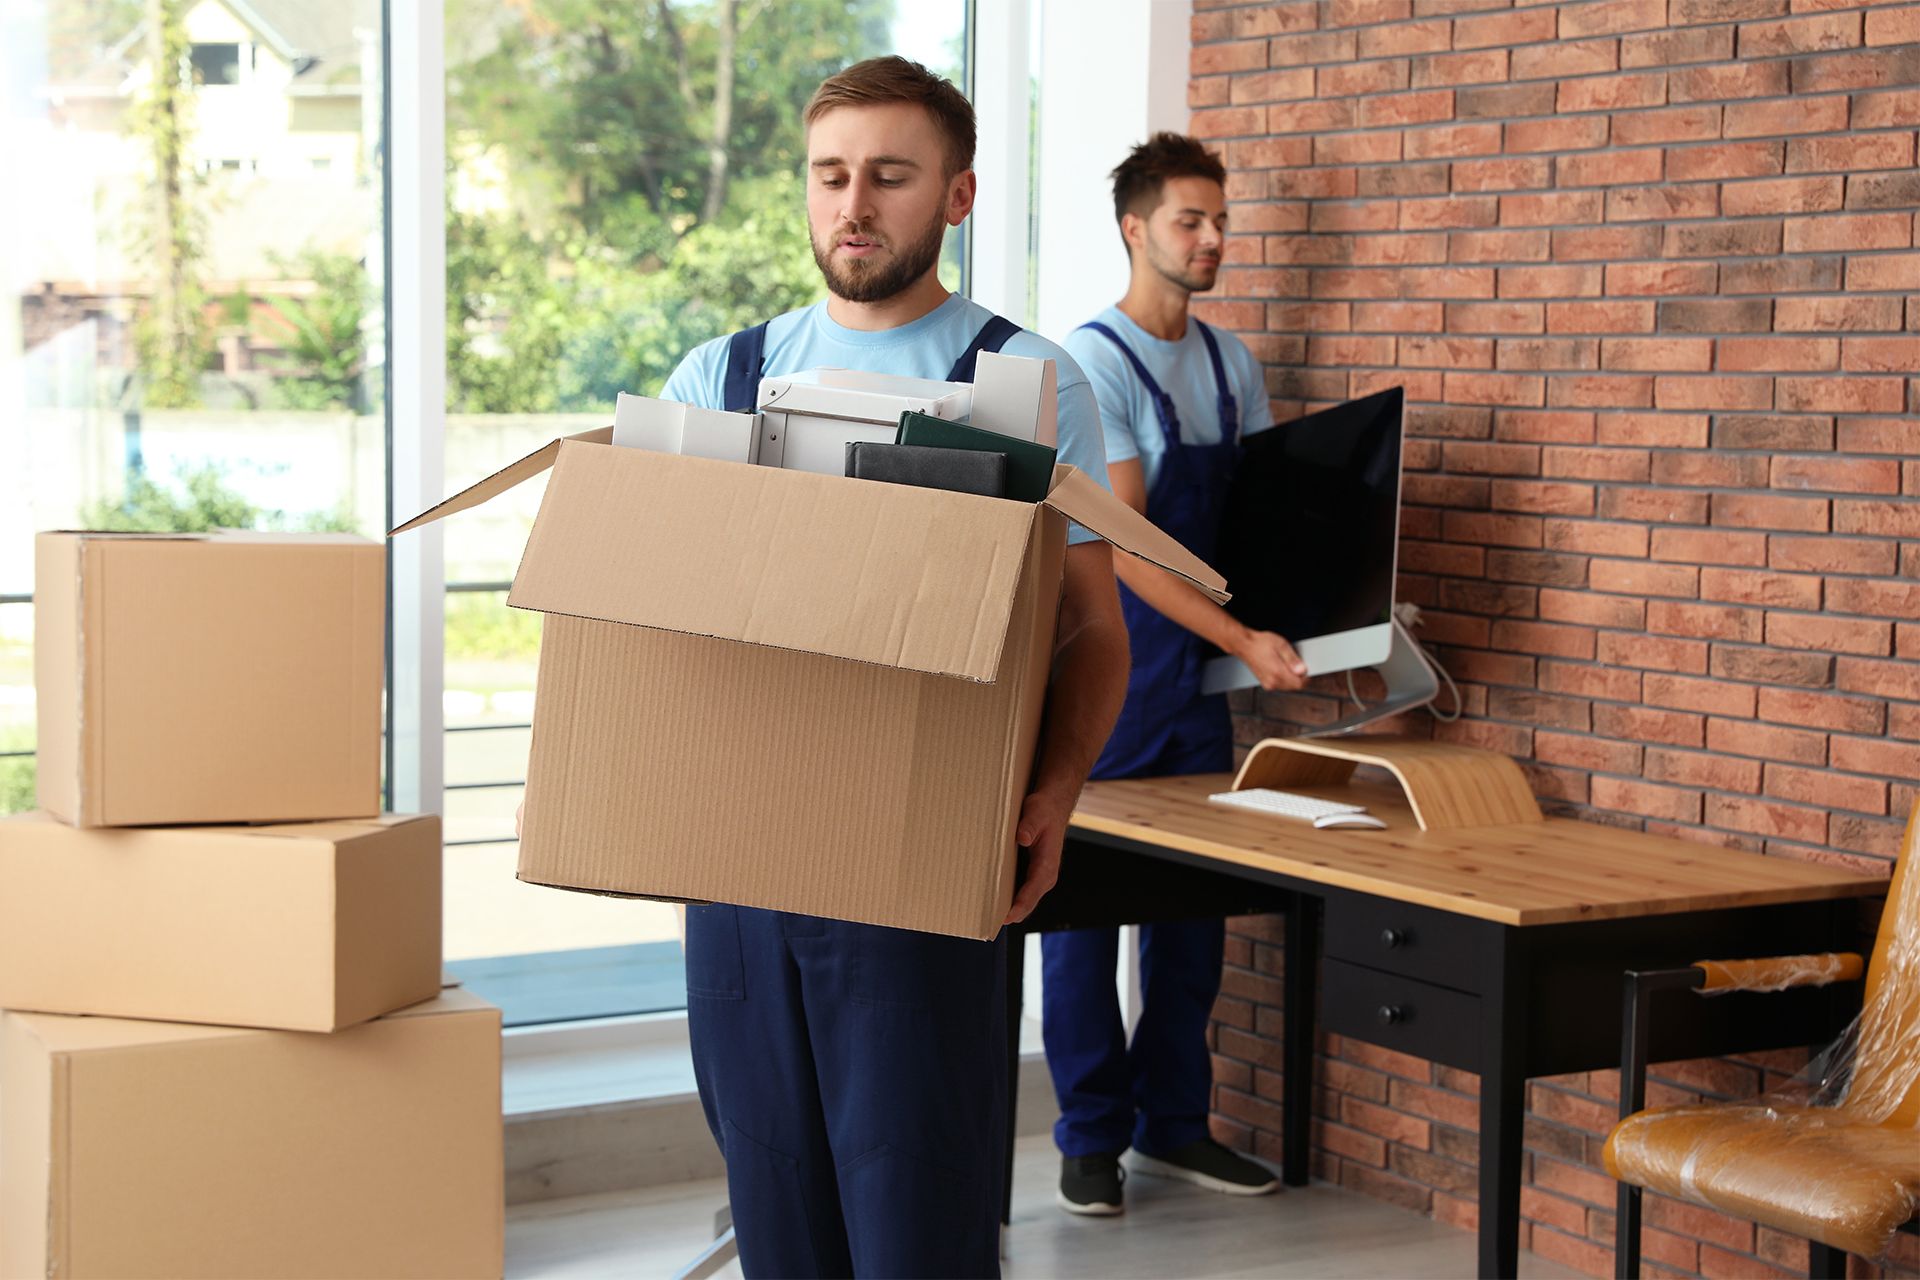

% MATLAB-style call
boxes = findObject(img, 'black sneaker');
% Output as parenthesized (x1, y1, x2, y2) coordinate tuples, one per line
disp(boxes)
(1057, 1152, 1125, 1216)
(1130, 1139, 1280, 1196)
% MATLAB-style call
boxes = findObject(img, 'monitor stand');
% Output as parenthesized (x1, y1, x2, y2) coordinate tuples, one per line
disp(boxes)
(1305, 616, 1441, 738)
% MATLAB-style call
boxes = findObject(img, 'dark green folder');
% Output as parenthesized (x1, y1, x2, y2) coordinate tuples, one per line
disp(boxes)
(895, 411, 1057, 504)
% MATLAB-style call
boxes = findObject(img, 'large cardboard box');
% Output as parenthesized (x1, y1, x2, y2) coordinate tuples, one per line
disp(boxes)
(34, 530, 384, 827)
(394, 417, 1226, 939)
(0, 812, 441, 1031)
(0, 990, 503, 1280)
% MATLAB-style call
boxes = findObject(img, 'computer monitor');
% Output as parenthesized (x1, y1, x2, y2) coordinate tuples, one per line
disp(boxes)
(1201, 386, 1404, 695)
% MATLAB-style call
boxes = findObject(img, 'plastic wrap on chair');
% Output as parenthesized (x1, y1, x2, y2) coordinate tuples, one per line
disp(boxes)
(1693, 952, 1865, 994)
(1605, 807, 1920, 1261)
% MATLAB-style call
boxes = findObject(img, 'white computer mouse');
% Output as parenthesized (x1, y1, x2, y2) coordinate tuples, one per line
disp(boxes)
(1313, 812, 1388, 830)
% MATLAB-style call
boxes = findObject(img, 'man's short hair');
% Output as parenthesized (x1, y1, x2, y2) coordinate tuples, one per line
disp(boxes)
(1110, 132, 1228, 231)
(805, 56, 977, 177)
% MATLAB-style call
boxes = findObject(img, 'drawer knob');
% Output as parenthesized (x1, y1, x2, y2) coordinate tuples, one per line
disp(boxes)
(1377, 1004, 1406, 1026)
(1380, 927, 1408, 949)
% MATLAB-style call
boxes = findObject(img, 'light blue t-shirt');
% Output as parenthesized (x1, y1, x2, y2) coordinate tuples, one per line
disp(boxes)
(1062, 306, 1274, 496)
(663, 293, 1111, 544)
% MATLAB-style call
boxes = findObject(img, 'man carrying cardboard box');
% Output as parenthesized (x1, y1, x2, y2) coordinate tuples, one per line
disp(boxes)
(658, 56, 1130, 1277)
(1042, 134, 1307, 1217)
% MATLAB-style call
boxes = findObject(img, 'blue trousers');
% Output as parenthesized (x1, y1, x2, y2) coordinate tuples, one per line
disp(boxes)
(685, 904, 1006, 1278)
(1042, 694, 1231, 1159)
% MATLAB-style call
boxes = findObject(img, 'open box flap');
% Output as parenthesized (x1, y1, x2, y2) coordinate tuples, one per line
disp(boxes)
(1041, 466, 1230, 604)
(388, 427, 614, 535)
(507, 440, 1037, 682)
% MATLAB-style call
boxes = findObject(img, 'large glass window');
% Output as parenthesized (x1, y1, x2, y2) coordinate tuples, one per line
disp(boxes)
(438, 0, 971, 1023)
(1, 0, 385, 811)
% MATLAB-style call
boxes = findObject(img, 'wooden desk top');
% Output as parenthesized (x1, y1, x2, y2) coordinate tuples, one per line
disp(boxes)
(1071, 774, 1886, 927)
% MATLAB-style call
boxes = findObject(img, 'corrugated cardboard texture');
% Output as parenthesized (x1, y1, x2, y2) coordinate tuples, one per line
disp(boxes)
(511, 441, 1037, 682)
(518, 513, 1067, 940)
(1042, 467, 1230, 603)
(33, 531, 385, 827)
(0, 813, 441, 1030)
(0, 992, 503, 1280)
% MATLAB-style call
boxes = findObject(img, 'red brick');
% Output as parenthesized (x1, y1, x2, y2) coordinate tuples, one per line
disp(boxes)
(1784, 212, 1913, 254)
(1866, 6, 1920, 44)
(1769, 535, 1895, 575)
(1622, 24, 1735, 67)
(1645, 672, 1759, 716)
(1651, 450, 1770, 487)
(1772, 455, 1901, 494)
(1491, 618, 1598, 658)
(1844, 337, 1920, 373)
(1546, 300, 1656, 333)
(1563, 0, 1670, 37)
(1445, 511, 1547, 548)
(1714, 415, 1834, 452)
(1835, 498, 1920, 537)
(1839, 416, 1920, 453)
(1652, 527, 1768, 566)
(1668, 61, 1789, 100)
(1230, 66, 1318, 103)
(1666, 140, 1785, 183)
(1654, 375, 1774, 411)
(1497, 191, 1604, 227)
(1598, 630, 1711, 673)
(1551, 225, 1664, 262)
(1548, 373, 1656, 408)
(1537, 585, 1644, 626)
(1448, 301, 1546, 333)
(1359, 89, 1460, 129)
(1709, 644, 1833, 686)
(1718, 337, 1840, 372)
(1268, 29, 1362, 64)
(1537, 729, 1644, 772)
(1450, 157, 1553, 193)
(1268, 99, 1359, 134)
(1598, 338, 1711, 372)
(1664, 219, 1785, 258)
(1646, 1196, 1757, 1253)
(1401, 193, 1503, 228)
(1738, 10, 1863, 58)
(1496, 337, 1601, 370)
(1707, 715, 1829, 764)
(1190, 105, 1268, 139)
(1193, 39, 1270, 76)
(1699, 567, 1823, 609)
(1352, 300, 1443, 331)
(1836, 656, 1920, 701)
(1648, 747, 1763, 791)
(1231, 2, 1323, 37)
(1719, 256, 1843, 294)
(1758, 686, 1886, 734)
(1831, 735, 1920, 779)
(1776, 295, 1907, 332)
(1452, 7, 1557, 48)
(1608, 182, 1722, 221)
(1445, 371, 1546, 406)
(1592, 774, 1704, 822)
(1787, 132, 1916, 174)
(1315, 131, 1408, 166)
(1323, 0, 1415, 25)
(1659, 298, 1774, 332)
(1765, 763, 1887, 815)
(1356, 19, 1454, 58)
(1828, 576, 1920, 616)
(1591, 558, 1698, 596)
(1712, 492, 1830, 532)
(1609, 104, 1722, 145)
(1558, 71, 1671, 113)
(1402, 335, 1497, 367)
(1542, 445, 1650, 480)
(1768, 612, 1892, 656)
(1537, 658, 1644, 700)
(1555, 149, 1665, 190)
(1778, 375, 1908, 414)
(1606, 262, 1717, 295)
(1511, 37, 1620, 79)
(1724, 94, 1851, 139)
(1401, 265, 1499, 297)
(1505, 116, 1611, 153)
(1649, 600, 1765, 642)
(1405, 122, 1506, 159)
(1451, 228, 1553, 263)
(1721, 175, 1845, 217)
(1794, 47, 1920, 95)
(1411, 48, 1512, 86)
(1846, 87, 1920, 128)
(1544, 517, 1650, 556)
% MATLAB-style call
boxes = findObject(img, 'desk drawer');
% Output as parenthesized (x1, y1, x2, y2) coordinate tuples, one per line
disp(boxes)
(1322, 959, 1481, 1070)
(1323, 895, 1482, 993)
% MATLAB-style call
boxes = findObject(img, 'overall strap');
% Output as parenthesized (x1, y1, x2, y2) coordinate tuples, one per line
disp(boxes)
(1079, 320, 1179, 444)
(1194, 320, 1241, 441)
(721, 321, 771, 412)
(945, 314, 1022, 383)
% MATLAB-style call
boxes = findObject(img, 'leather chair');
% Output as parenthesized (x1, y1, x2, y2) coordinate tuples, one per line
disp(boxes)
(1603, 805, 1920, 1279)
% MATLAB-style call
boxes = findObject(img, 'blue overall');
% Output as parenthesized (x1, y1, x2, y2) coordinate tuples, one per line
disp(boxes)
(685, 314, 1020, 1279)
(1041, 318, 1242, 1160)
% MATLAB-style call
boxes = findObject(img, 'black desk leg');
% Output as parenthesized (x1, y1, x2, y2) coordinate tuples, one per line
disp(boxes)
(1281, 894, 1317, 1188)
(1477, 926, 1527, 1280)
(1003, 929, 1025, 1227)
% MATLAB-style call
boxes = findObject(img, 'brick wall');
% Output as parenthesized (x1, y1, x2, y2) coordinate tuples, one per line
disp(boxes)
(1189, 0, 1919, 1274)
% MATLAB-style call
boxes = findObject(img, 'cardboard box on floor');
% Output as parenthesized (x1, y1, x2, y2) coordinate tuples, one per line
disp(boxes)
(393, 366, 1227, 939)
(0, 813, 442, 1031)
(0, 989, 503, 1280)
(34, 530, 385, 827)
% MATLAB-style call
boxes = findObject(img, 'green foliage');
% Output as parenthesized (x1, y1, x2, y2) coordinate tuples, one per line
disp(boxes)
(0, 735, 32, 817)
(258, 250, 374, 411)
(80, 465, 359, 534)
(445, 593, 543, 663)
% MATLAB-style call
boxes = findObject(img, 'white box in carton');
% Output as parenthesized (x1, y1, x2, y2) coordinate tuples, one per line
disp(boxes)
(755, 367, 971, 473)
(391, 376, 1227, 939)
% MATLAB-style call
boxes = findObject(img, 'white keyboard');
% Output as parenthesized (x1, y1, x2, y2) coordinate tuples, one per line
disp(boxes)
(1207, 788, 1368, 822)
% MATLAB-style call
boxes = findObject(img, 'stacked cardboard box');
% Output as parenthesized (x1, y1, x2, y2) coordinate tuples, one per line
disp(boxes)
(0, 531, 503, 1280)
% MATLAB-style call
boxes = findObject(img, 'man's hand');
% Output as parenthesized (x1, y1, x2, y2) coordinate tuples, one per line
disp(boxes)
(1234, 627, 1308, 692)
(1006, 783, 1078, 925)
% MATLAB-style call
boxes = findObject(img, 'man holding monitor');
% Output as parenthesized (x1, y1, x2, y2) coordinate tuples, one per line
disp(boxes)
(1040, 133, 1304, 1217)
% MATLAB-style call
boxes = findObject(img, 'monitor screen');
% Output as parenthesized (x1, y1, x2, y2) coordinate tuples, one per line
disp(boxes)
(1213, 386, 1404, 648)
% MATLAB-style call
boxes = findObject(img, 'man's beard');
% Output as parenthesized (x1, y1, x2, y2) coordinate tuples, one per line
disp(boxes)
(811, 213, 950, 303)
(1147, 237, 1219, 295)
